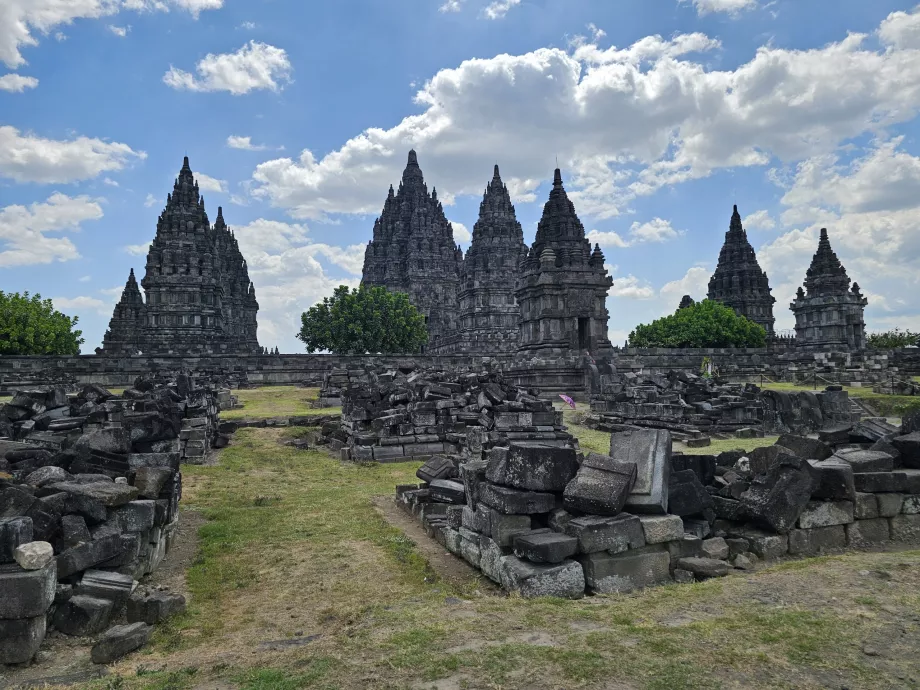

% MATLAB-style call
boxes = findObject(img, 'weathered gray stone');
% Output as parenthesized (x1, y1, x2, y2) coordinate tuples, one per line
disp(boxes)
(877, 493, 904, 518)
(854, 472, 907, 493)
(429, 480, 466, 504)
(110, 500, 156, 532)
(788, 526, 846, 555)
(562, 514, 645, 554)
(740, 457, 817, 533)
(614, 429, 671, 514)
(731, 553, 756, 570)
(49, 481, 139, 507)
(890, 514, 920, 542)
(0, 615, 46, 664)
(667, 469, 713, 518)
(845, 519, 890, 546)
(76, 569, 135, 606)
(512, 530, 578, 564)
(52, 594, 114, 636)
(479, 483, 556, 515)
(700, 537, 729, 560)
(902, 495, 920, 514)
(677, 557, 730, 579)
(667, 535, 702, 565)
(459, 535, 481, 568)
(133, 467, 173, 499)
(579, 546, 671, 593)
(833, 449, 894, 474)
(90, 622, 152, 664)
(56, 531, 124, 578)
(778, 434, 832, 460)
(0, 560, 56, 618)
(638, 515, 684, 544)
(416, 456, 457, 483)
(500, 555, 585, 599)
(563, 452, 636, 516)
(809, 459, 855, 501)
(24, 466, 72, 487)
(14, 541, 53, 570)
(893, 432, 920, 469)
(0, 516, 33, 564)
(487, 443, 578, 492)
(743, 529, 789, 560)
(797, 501, 854, 528)
(489, 511, 532, 547)
(854, 492, 879, 520)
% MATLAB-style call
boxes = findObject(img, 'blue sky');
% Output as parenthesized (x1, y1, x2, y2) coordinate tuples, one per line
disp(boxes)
(2, 0, 920, 352)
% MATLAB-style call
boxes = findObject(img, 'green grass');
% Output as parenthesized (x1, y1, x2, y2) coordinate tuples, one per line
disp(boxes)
(221, 386, 337, 420)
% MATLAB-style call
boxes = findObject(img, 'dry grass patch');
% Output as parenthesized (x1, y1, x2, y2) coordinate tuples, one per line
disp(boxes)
(221, 386, 325, 420)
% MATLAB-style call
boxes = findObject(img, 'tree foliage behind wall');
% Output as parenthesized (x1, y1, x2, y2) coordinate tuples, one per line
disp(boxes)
(298, 284, 429, 354)
(867, 329, 920, 349)
(629, 299, 767, 348)
(0, 292, 84, 355)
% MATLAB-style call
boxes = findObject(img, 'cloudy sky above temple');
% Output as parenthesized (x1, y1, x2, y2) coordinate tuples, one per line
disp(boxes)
(2, 0, 920, 351)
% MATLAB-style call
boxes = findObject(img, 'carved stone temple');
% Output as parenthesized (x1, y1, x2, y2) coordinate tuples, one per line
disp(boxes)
(361, 150, 464, 349)
(707, 205, 776, 336)
(790, 228, 867, 350)
(514, 169, 613, 357)
(100, 157, 260, 356)
(437, 165, 529, 354)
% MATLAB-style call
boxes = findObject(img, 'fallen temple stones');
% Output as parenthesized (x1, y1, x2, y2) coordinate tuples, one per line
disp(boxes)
(100, 156, 260, 356)
(0, 377, 219, 664)
(397, 392, 920, 598)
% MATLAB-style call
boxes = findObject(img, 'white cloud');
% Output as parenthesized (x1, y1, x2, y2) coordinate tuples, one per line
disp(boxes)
(163, 41, 292, 95)
(79, 275, 91, 282)
(250, 18, 920, 222)
(0, 125, 144, 184)
(0, 193, 103, 267)
(238, 20, 256, 30)
(439, 0, 463, 13)
(0, 73, 38, 92)
(587, 229, 629, 248)
(659, 266, 712, 307)
(50, 295, 109, 315)
(628, 218, 682, 243)
(227, 135, 267, 151)
(681, 0, 758, 17)
(879, 5, 920, 50)
(122, 0, 223, 18)
(124, 242, 151, 256)
(483, 0, 521, 20)
(144, 193, 158, 207)
(742, 209, 775, 230)
(194, 172, 228, 194)
(107, 24, 129, 37)
(451, 221, 471, 244)
(103, 177, 119, 187)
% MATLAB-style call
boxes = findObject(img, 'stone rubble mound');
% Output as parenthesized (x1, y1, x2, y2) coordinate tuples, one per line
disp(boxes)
(0, 376, 215, 665)
(398, 411, 920, 598)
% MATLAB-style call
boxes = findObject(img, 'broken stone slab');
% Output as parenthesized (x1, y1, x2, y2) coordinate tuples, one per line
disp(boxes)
(73, 427, 131, 457)
(700, 537, 729, 560)
(0, 615, 46, 665)
(110, 500, 156, 532)
(561, 513, 646, 554)
(818, 425, 853, 445)
(797, 501, 854, 529)
(416, 455, 457, 483)
(0, 560, 56, 618)
(740, 457, 817, 533)
(499, 555, 585, 599)
(56, 530, 124, 578)
(562, 452, 637, 516)
(778, 434, 833, 460)
(478, 537, 504, 584)
(512, 529, 578, 564)
(479, 483, 556, 515)
(126, 590, 187, 626)
(682, 518, 711, 539)
(788, 525, 846, 555)
(611, 429, 671, 515)
(677, 557, 731, 579)
(429, 480, 466, 504)
(850, 418, 899, 444)
(833, 449, 895, 473)
(14, 541, 53, 570)
(809, 459, 855, 502)
(0, 516, 33, 564)
(49, 481, 139, 507)
(133, 467, 173, 499)
(52, 594, 114, 636)
(666, 535, 702, 565)
(127, 453, 180, 471)
(638, 515, 684, 544)
(76, 569, 135, 606)
(579, 545, 671, 594)
(486, 443, 578, 492)
(667, 469, 713, 518)
(90, 622, 152, 664)
(845, 518, 890, 546)
(892, 432, 920, 469)
(24, 466, 72, 488)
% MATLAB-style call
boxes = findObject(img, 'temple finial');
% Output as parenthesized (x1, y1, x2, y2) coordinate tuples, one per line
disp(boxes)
(553, 168, 563, 187)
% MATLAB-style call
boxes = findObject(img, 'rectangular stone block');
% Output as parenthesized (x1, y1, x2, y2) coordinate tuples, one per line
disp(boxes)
(512, 530, 578, 564)
(877, 493, 904, 517)
(0, 615, 46, 665)
(743, 529, 788, 560)
(901, 495, 920, 514)
(797, 501, 854, 529)
(854, 472, 907, 493)
(890, 514, 920, 542)
(612, 429, 670, 514)
(490, 511, 532, 548)
(0, 560, 56, 619)
(579, 546, 671, 594)
(562, 514, 646, 554)
(638, 515, 684, 544)
(0, 517, 33, 564)
(499, 556, 585, 599)
(788, 526, 846, 555)
(854, 493, 879, 520)
(563, 453, 637, 516)
(479, 483, 556, 515)
(845, 518, 890, 547)
(486, 443, 578, 492)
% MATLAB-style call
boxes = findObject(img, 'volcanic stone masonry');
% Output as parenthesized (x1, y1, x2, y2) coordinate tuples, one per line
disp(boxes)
(398, 409, 920, 598)
(0, 375, 228, 664)
(707, 205, 776, 336)
(100, 156, 260, 357)
(791, 228, 868, 351)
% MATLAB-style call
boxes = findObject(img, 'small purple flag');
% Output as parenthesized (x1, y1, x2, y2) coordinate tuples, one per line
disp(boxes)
(558, 394, 576, 410)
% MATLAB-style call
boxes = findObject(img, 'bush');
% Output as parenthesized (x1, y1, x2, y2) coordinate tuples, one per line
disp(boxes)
(0, 291, 84, 355)
(867, 329, 920, 349)
(298, 284, 428, 354)
(629, 299, 766, 348)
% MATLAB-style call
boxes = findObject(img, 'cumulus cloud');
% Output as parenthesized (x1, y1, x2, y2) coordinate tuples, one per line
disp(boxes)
(742, 209, 776, 230)
(451, 221, 471, 244)
(0, 73, 38, 91)
(124, 242, 151, 256)
(250, 15, 920, 221)
(586, 218, 681, 249)
(107, 24, 129, 37)
(144, 193, 158, 207)
(0, 125, 144, 184)
(0, 193, 103, 267)
(878, 4, 920, 50)
(681, 0, 758, 16)
(587, 229, 629, 249)
(659, 265, 712, 307)
(194, 172, 228, 194)
(163, 41, 292, 95)
(50, 295, 109, 315)
(226, 135, 268, 151)
(482, 0, 521, 20)
(439, 0, 463, 13)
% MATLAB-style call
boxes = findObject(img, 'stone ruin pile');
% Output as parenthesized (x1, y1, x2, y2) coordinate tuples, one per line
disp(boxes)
(330, 367, 573, 463)
(397, 414, 920, 598)
(0, 376, 224, 665)
(760, 385, 858, 435)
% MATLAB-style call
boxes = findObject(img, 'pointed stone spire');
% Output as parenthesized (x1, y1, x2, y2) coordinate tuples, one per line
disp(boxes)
(803, 228, 852, 297)
(101, 268, 146, 355)
(401, 149, 425, 188)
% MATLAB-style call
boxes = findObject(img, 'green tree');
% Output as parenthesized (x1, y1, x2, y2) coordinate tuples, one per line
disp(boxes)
(298, 285, 428, 354)
(629, 299, 767, 348)
(0, 291, 84, 355)
(867, 328, 920, 349)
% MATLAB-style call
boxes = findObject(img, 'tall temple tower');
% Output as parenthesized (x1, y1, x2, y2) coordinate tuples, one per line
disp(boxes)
(361, 150, 463, 348)
(790, 228, 867, 350)
(707, 205, 776, 336)
(100, 269, 146, 355)
(101, 156, 260, 355)
(515, 169, 613, 357)
(439, 165, 529, 353)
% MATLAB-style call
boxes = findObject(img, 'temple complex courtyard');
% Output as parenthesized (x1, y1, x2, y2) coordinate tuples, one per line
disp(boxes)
(4, 386, 918, 690)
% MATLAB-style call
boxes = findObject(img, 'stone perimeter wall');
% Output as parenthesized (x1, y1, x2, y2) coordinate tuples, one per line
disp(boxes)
(1, 347, 918, 392)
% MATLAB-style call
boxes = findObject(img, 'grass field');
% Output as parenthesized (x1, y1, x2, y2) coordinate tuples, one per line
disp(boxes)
(221, 386, 341, 420)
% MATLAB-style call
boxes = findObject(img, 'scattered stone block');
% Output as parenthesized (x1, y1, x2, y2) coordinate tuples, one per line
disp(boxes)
(890, 514, 920, 542)
(673, 568, 694, 583)
(459, 534, 482, 568)
(500, 556, 584, 599)
(0, 560, 56, 618)
(52, 594, 114, 636)
(563, 452, 636, 516)
(877, 493, 904, 518)
(429, 480, 466, 504)
(788, 526, 846, 555)
(133, 467, 173, 499)
(0, 615, 46, 664)
(677, 557, 730, 579)
(479, 483, 556, 515)
(845, 519, 890, 547)
(111, 500, 156, 532)
(416, 456, 456, 483)
(854, 472, 907, 493)
(0, 516, 33, 563)
(725, 537, 750, 556)
(90, 622, 152, 664)
(743, 530, 788, 560)
(76, 569, 135, 606)
(893, 432, 920, 469)
(833, 449, 894, 474)
(809, 459, 855, 501)
(638, 515, 684, 544)
(478, 538, 504, 583)
(561, 514, 645, 554)
(579, 546, 671, 594)
(14, 541, 53, 570)
(854, 493, 879, 520)
(740, 457, 817, 533)
(731, 553, 756, 570)
(49, 481, 139, 507)
(487, 443, 578, 492)
(700, 537, 729, 560)
(56, 530, 124, 578)
(667, 470, 713, 518)
(613, 429, 671, 514)
(850, 418, 899, 444)
(682, 518, 711, 539)
(512, 530, 578, 564)
(797, 501, 854, 528)
(489, 512, 532, 547)
(778, 434, 832, 460)
(24, 466, 71, 487)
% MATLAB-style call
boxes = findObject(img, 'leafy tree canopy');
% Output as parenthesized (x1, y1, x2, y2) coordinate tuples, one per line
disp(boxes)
(0, 291, 84, 355)
(298, 284, 428, 354)
(867, 328, 920, 349)
(629, 299, 767, 348)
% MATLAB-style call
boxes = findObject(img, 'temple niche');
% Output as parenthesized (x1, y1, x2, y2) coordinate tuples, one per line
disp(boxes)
(437, 165, 529, 353)
(515, 169, 613, 357)
(361, 151, 464, 349)
(100, 157, 260, 356)
(790, 228, 867, 351)
(707, 205, 776, 336)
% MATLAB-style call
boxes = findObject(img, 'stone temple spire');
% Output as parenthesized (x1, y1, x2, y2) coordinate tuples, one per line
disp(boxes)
(445, 163, 529, 352)
(100, 268, 146, 355)
(791, 228, 867, 350)
(516, 168, 613, 357)
(707, 204, 776, 335)
(361, 150, 463, 349)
